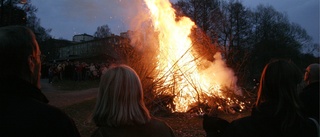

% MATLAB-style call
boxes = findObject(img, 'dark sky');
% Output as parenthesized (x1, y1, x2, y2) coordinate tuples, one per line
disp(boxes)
(32, 0, 319, 45)
(243, 0, 319, 44)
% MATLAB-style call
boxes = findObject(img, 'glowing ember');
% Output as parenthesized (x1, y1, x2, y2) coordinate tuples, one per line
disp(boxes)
(133, 0, 241, 112)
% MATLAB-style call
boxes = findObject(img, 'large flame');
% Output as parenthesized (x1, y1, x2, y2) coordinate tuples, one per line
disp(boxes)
(131, 0, 241, 112)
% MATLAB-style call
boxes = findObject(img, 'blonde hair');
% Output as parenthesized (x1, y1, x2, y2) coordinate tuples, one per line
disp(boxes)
(92, 64, 151, 127)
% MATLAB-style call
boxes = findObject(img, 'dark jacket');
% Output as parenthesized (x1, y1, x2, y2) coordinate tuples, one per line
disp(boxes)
(300, 82, 319, 122)
(91, 117, 175, 137)
(0, 78, 80, 137)
(222, 103, 318, 137)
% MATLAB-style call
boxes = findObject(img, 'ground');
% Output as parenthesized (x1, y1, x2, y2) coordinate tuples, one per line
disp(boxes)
(41, 79, 250, 137)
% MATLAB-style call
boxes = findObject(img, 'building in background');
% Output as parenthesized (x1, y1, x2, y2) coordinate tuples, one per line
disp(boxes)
(40, 31, 133, 63)
(72, 33, 94, 42)
(59, 34, 130, 63)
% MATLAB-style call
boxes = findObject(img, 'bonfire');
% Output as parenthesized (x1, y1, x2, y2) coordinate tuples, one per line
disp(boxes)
(123, 0, 253, 115)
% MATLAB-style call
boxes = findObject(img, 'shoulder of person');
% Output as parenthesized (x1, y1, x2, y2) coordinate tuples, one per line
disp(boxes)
(230, 116, 253, 124)
(91, 128, 108, 137)
(37, 102, 75, 121)
(149, 117, 170, 127)
(149, 117, 176, 136)
(227, 116, 257, 133)
(41, 104, 81, 136)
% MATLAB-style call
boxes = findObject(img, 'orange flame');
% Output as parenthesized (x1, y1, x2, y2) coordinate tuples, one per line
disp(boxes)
(131, 0, 241, 112)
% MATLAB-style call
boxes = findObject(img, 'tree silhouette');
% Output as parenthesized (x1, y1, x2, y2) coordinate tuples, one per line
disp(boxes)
(94, 24, 112, 39)
(0, 0, 52, 42)
(173, 0, 315, 87)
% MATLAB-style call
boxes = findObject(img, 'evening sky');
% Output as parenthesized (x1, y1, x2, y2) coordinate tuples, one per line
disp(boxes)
(32, 0, 319, 45)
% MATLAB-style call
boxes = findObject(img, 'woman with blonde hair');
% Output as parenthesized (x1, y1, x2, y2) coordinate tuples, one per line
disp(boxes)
(91, 64, 175, 137)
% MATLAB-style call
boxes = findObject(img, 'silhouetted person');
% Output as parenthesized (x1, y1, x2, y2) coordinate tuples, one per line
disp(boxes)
(91, 64, 175, 137)
(222, 59, 318, 137)
(0, 26, 80, 137)
(203, 113, 230, 137)
(300, 63, 319, 122)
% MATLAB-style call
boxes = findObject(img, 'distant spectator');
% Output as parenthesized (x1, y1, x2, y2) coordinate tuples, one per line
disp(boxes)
(75, 62, 83, 81)
(300, 63, 319, 122)
(99, 63, 108, 76)
(89, 63, 98, 79)
(0, 25, 80, 136)
(64, 61, 73, 80)
(48, 65, 54, 83)
(91, 64, 175, 137)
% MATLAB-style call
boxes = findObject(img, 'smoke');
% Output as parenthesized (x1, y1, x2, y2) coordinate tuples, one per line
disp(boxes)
(127, 0, 153, 47)
(200, 52, 242, 95)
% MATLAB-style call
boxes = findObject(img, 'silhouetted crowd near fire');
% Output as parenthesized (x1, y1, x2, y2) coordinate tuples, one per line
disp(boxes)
(41, 61, 110, 83)
(1, 26, 319, 137)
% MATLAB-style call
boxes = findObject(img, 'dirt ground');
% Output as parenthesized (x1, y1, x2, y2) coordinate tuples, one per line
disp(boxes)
(41, 79, 250, 137)
(41, 79, 98, 108)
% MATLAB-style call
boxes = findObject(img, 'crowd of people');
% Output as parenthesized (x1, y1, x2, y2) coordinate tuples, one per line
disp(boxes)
(42, 61, 110, 83)
(1, 25, 318, 137)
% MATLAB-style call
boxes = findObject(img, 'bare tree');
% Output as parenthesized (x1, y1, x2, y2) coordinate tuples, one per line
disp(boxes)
(94, 24, 112, 38)
(249, 5, 312, 74)
(0, 0, 52, 42)
(174, 0, 221, 37)
(173, 0, 315, 90)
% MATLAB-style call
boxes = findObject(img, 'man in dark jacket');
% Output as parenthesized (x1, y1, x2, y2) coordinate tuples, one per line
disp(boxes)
(300, 63, 319, 122)
(0, 26, 80, 137)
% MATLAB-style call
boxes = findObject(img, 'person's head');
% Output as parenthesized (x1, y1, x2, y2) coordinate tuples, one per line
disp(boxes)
(304, 63, 319, 84)
(256, 59, 302, 107)
(0, 26, 42, 88)
(92, 64, 151, 127)
(255, 59, 303, 129)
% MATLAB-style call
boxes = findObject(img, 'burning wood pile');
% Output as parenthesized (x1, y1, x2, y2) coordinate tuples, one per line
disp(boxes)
(122, 0, 255, 115)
